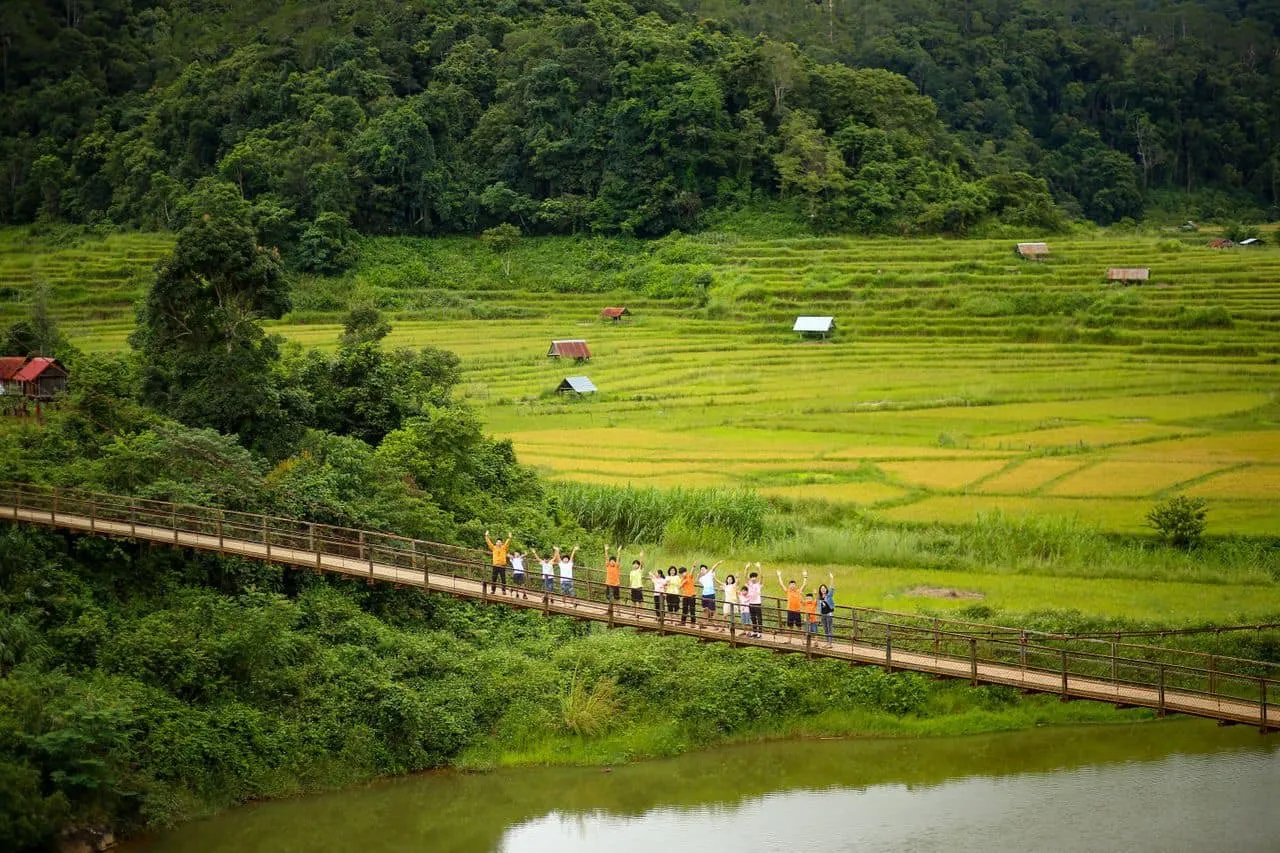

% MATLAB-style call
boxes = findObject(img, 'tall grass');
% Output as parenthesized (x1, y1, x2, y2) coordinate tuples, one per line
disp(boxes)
(766, 511, 1280, 584)
(556, 482, 770, 544)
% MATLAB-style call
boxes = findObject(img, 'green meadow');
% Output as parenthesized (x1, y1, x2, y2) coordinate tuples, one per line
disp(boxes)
(4, 223, 1279, 623)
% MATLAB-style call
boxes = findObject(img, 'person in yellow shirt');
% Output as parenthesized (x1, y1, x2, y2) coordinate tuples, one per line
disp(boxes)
(776, 569, 807, 632)
(484, 530, 512, 595)
(628, 554, 647, 611)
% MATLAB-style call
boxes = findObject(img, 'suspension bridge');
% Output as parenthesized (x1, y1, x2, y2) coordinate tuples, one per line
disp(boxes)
(1, 481, 1274, 732)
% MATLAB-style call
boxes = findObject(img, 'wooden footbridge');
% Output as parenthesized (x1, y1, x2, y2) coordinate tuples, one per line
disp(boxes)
(1, 482, 1275, 732)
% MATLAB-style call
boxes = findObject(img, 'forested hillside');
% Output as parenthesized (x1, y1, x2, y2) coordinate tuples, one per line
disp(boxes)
(2, 0, 1276, 257)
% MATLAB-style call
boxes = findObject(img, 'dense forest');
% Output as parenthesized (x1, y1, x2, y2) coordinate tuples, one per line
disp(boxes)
(2, 0, 1278, 264)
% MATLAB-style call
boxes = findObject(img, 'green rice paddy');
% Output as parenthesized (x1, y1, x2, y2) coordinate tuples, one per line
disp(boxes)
(4, 226, 1278, 543)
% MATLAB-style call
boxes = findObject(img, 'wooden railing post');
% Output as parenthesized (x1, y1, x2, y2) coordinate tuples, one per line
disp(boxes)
(1157, 665, 1166, 717)
(130, 498, 136, 539)
(850, 608, 859, 641)
(263, 515, 270, 560)
(1209, 655, 1217, 695)
(367, 535, 375, 585)
(608, 598, 615, 628)
(885, 624, 893, 674)
(774, 600, 782, 637)
(729, 611, 736, 646)
(1111, 641, 1118, 685)
(1019, 631, 1028, 669)
(1261, 679, 1269, 733)
(658, 604, 665, 635)
(172, 504, 178, 544)
(51, 488, 57, 524)
(805, 628, 812, 658)
(217, 511, 225, 553)
(88, 496, 95, 533)
(1060, 648, 1069, 699)
(969, 637, 978, 685)
(933, 618, 940, 657)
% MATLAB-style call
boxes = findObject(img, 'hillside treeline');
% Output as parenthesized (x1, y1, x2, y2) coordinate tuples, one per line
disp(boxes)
(5, 0, 1274, 253)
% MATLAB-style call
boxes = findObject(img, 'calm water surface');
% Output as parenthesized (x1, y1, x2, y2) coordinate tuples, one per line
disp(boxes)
(130, 721, 1279, 853)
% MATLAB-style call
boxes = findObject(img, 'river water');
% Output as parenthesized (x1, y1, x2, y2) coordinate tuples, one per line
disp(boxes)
(130, 720, 1278, 853)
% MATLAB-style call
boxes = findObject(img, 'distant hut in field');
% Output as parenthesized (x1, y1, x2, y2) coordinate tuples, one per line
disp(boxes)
(0, 357, 26, 396)
(556, 376, 597, 396)
(793, 316, 836, 340)
(1239, 237, 1263, 246)
(1106, 268, 1150, 283)
(13, 357, 68, 399)
(600, 307, 631, 323)
(1015, 242, 1049, 260)
(547, 339, 591, 362)
(1209, 238, 1234, 249)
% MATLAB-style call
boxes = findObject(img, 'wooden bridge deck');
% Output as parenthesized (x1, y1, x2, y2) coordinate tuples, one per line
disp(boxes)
(2, 486, 1275, 733)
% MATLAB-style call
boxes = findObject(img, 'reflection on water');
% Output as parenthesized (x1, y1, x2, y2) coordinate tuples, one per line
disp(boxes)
(130, 721, 1279, 853)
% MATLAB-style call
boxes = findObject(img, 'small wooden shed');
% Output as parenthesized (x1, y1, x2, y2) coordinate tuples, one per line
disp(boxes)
(600, 307, 631, 323)
(547, 339, 591, 361)
(556, 376, 597, 395)
(1107, 268, 1150, 283)
(13, 357, 68, 399)
(793, 316, 836, 339)
(1016, 242, 1050, 260)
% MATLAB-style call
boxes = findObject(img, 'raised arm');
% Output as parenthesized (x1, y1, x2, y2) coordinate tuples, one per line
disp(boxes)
(775, 570, 786, 592)
(799, 571, 808, 593)
(485, 531, 495, 550)
(530, 547, 542, 561)
(570, 545, 580, 560)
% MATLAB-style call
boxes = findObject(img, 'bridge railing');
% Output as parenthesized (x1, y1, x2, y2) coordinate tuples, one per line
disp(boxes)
(1, 480, 1275, 726)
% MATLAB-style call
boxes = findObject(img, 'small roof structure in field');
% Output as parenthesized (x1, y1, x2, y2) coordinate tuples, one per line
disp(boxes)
(793, 316, 836, 335)
(556, 376, 597, 395)
(600, 307, 630, 321)
(1016, 242, 1049, 259)
(1209, 238, 1234, 249)
(547, 339, 591, 360)
(0, 357, 26, 381)
(1107, 268, 1150, 282)
(1239, 237, 1262, 246)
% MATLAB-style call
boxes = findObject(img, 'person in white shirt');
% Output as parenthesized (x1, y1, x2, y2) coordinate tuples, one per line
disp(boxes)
(697, 562, 721, 628)
(510, 551, 527, 599)
(555, 545, 579, 600)
(531, 548, 556, 597)
(745, 563, 764, 638)
(722, 573, 738, 622)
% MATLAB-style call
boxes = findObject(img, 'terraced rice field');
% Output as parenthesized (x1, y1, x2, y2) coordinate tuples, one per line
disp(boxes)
(4, 228, 1279, 534)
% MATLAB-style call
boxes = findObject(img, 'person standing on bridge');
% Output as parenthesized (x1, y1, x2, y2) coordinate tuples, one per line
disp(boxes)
(746, 565, 764, 637)
(722, 573, 738, 626)
(531, 547, 555, 598)
(484, 530, 512, 595)
(556, 545, 579, 601)
(651, 567, 668, 618)
(628, 554, 646, 611)
(604, 545, 622, 602)
(679, 567, 697, 625)
(818, 574, 836, 646)
(776, 569, 807, 633)
(510, 549, 528, 600)
(698, 563, 720, 628)
(665, 567, 680, 615)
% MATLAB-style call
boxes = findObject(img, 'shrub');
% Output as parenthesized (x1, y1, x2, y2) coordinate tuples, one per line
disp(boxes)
(1147, 495, 1208, 549)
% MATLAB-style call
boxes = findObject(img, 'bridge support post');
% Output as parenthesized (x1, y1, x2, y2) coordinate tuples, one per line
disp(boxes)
(608, 599, 614, 628)
(729, 613, 736, 647)
(850, 608, 858, 641)
(970, 638, 978, 686)
(933, 618, 940, 657)
(1111, 641, 1118, 685)
(1261, 679, 1269, 733)
(218, 512, 225, 553)
(263, 515, 270, 561)
(805, 629, 812, 659)
(89, 497, 95, 534)
(1209, 655, 1217, 695)
(172, 505, 178, 544)
(885, 624, 892, 674)
(130, 499, 136, 539)
(1019, 632, 1027, 669)
(51, 489, 57, 525)
(1060, 648, 1069, 700)
(1157, 665, 1166, 717)
(658, 607, 665, 636)
(367, 535, 375, 585)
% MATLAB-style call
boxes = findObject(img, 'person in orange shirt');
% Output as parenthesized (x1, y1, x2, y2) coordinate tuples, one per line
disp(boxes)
(603, 544, 622, 602)
(484, 530, 512, 595)
(776, 569, 807, 632)
(803, 592, 819, 636)
(679, 566, 697, 625)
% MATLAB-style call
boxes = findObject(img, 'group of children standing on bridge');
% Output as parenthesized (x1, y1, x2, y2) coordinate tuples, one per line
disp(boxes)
(484, 532, 838, 644)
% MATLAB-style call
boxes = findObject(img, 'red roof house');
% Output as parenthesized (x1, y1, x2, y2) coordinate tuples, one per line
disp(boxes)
(13, 357, 68, 399)
(547, 339, 591, 361)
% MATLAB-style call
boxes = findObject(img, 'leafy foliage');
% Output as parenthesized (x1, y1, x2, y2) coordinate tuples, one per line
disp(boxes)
(1147, 495, 1209, 550)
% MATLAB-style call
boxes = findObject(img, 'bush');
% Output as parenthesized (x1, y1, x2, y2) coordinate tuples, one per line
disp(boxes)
(1147, 495, 1208, 549)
